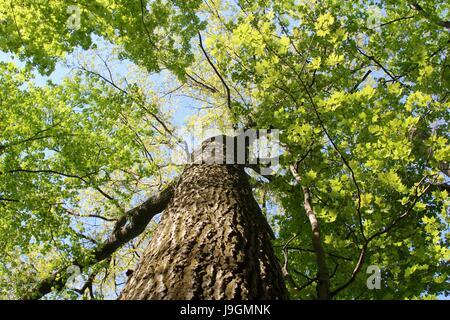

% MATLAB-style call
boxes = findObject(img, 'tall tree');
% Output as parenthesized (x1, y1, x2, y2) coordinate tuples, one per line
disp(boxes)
(0, 0, 448, 299)
(119, 160, 288, 299)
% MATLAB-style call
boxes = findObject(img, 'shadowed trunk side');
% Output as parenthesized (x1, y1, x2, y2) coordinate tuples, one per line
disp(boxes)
(119, 164, 288, 299)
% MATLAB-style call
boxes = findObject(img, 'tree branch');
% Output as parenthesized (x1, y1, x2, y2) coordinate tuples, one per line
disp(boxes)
(77, 64, 175, 139)
(8, 168, 116, 202)
(22, 181, 176, 299)
(330, 176, 435, 297)
(351, 70, 372, 93)
(279, 246, 352, 261)
(378, 15, 415, 27)
(356, 47, 409, 90)
(0, 121, 64, 154)
(197, 31, 234, 126)
(281, 234, 304, 293)
(298, 79, 366, 241)
(290, 164, 331, 300)
(409, 1, 450, 29)
(186, 72, 219, 93)
(0, 197, 19, 203)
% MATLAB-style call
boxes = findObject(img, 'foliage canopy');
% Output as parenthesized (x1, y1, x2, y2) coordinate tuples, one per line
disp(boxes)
(0, 0, 448, 299)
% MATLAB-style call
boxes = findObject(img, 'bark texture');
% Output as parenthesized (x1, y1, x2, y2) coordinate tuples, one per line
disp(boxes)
(119, 163, 288, 299)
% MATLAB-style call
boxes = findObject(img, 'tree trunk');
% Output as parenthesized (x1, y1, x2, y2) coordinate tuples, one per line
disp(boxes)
(119, 163, 288, 299)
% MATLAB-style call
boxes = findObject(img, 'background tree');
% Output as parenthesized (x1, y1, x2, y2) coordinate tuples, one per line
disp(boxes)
(0, 0, 448, 299)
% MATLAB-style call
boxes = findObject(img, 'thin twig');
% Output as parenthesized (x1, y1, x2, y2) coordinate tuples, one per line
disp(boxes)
(197, 31, 234, 126)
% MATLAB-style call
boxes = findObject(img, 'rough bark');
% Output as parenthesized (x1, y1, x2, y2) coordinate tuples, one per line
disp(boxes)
(119, 163, 288, 299)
